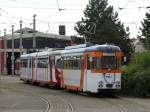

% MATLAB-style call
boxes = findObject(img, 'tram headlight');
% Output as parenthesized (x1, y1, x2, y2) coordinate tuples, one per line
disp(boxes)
(116, 81, 120, 85)
(99, 84, 103, 88)
(115, 81, 121, 88)
(99, 81, 103, 84)
(98, 81, 104, 88)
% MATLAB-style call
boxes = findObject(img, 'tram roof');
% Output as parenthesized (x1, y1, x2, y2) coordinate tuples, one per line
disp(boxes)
(36, 50, 62, 57)
(62, 44, 121, 54)
(20, 52, 38, 59)
(20, 53, 31, 59)
(20, 44, 121, 58)
(85, 44, 121, 52)
(21, 49, 63, 58)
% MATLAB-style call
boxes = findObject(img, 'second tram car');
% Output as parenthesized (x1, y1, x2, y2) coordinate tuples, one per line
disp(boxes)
(20, 44, 122, 93)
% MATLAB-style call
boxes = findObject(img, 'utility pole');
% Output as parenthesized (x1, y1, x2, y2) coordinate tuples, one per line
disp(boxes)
(33, 14, 36, 51)
(148, 29, 150, 51)
(11, 25, 15, 76)
(145, 31, 149, 50)
(3, 29, 7, 75)
(20, 20, 23, 56)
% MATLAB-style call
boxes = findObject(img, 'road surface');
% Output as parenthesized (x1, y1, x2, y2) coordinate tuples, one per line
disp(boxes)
(0, 75, 150, 112)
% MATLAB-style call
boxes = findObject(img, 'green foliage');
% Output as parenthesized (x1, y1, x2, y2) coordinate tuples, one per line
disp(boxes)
(121, 52, 150, 97)
(74, 0, 134, 60)
(140, 11, 150, 50)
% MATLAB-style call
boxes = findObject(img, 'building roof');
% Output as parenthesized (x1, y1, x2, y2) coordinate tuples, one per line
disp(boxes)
(3, 27, 71, 41)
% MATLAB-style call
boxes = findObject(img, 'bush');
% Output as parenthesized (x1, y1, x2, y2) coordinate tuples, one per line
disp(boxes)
(121, 51, 150, 97)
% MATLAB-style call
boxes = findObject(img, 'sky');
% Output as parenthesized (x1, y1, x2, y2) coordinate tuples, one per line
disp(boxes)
(0, 0, 150, 38)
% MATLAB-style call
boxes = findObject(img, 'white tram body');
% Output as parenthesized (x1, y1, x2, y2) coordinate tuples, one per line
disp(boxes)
(61, 44, 122, 93)
(20, 50, 61, 86)
(20, 44, 122, 93)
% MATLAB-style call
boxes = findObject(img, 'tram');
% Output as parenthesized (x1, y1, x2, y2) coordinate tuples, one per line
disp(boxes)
(20, 50, 61, 87)
(20, 43, 122, 93)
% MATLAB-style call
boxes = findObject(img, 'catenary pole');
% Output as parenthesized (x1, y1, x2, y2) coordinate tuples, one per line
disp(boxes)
(33, 14, 36, 51)
(12, 25, 15, 76)
(20, 20, 23, 56)
(3, 29, 7, 75)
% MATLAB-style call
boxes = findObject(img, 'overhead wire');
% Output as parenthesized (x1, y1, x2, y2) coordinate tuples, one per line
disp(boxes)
(4, 0, 149, 36)
(9, 0, 86, 7)
(118, 0, 136, 11)
(118, 0, 150, 11)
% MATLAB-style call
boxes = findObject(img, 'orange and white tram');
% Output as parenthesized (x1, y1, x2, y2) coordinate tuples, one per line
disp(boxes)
(20, 44, 122, 93)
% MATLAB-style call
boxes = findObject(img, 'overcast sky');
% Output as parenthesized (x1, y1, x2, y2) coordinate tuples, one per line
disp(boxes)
(0, 0, 150, 38)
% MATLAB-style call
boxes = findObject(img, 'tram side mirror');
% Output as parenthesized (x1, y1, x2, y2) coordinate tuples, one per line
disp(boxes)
(89, 57, 93, 62)
(123, 56, 127, 65)
(123, 56, 127, 63)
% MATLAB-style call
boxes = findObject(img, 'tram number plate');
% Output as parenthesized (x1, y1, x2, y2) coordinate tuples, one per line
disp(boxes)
(106, 84, 113, 88)
(105, 74, 112, 78)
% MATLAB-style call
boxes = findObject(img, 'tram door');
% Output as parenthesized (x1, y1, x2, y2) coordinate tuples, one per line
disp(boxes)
(52, 56, 57, 82)
(31, 59, 35, 80)
(83, 55, 92, 92)
(49, 56, 57, 83)
(28, 59, 32, 79)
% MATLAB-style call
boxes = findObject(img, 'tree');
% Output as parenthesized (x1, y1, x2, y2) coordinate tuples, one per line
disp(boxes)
(141, 11, 150, 50)
(74, 0, 134, 59)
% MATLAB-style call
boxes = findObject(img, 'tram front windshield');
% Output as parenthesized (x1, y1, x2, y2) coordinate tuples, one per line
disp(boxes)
(92, 56, 118, 70)
(102, 56, 117, 69)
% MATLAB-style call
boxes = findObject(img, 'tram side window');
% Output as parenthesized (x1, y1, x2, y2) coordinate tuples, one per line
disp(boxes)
(21, 60, 28, 67)
(52, 59, 55, 68)
(92, 57, 101, 69)
(56, 58, 62, 69)
(63, 56, 82, 69)
(117, 58, 121, 68)
(63, 57, 69, 69)
(37, 58, 48, 68)
(74, 56, 81, 69)
(87, 57, 90, 69)
(29, 60, 32, 67)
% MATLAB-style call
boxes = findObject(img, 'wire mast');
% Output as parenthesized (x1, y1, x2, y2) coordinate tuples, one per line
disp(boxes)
(20, 20, 23, 55)
(11, 25, 14, 75)
(33, 14, 36, 51)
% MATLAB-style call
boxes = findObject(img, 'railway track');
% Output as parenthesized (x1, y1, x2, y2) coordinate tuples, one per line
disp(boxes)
(103, 95, 150, 112)
(105, 99, 128, 112)
(1, 76, 150, 112)
(39, 96, 51, 112)
(47, 95, 74, 112)
(2, 83, 148, 112)
(0, 84, 74, 112)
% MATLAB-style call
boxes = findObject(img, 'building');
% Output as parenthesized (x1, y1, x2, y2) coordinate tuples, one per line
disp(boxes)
(132, 38, 146, 53)
(0, 27, 71, 75)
